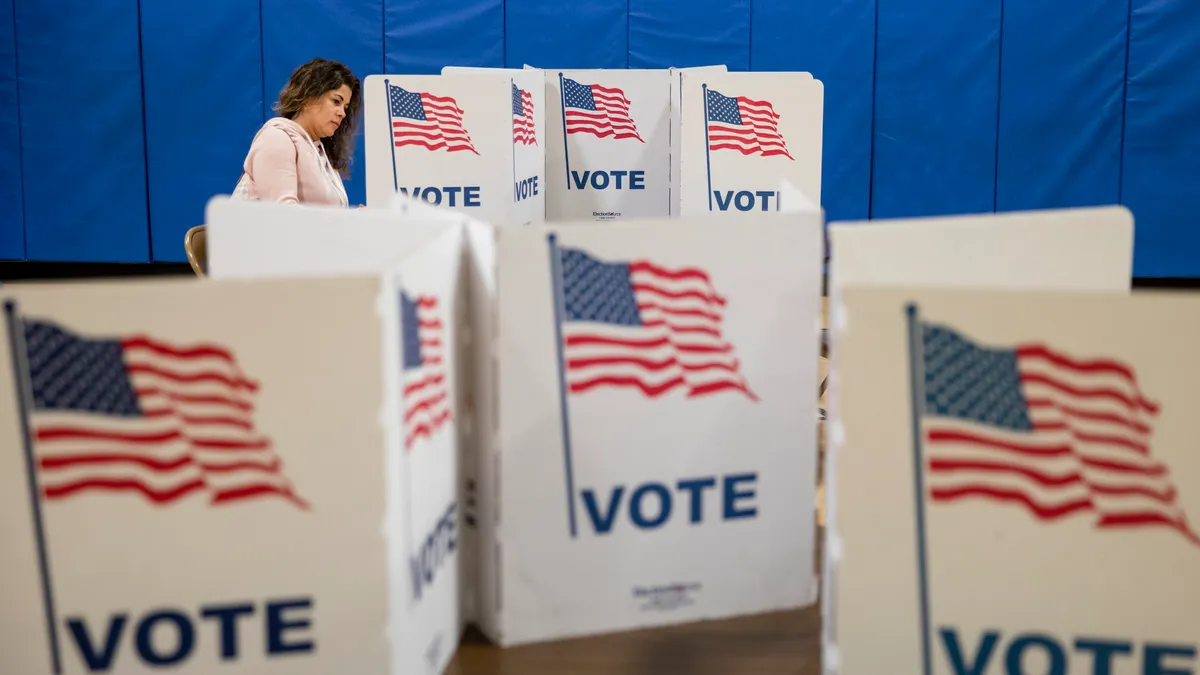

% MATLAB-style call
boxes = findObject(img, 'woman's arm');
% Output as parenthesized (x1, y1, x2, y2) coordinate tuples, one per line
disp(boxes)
(245, 127, 300, 204)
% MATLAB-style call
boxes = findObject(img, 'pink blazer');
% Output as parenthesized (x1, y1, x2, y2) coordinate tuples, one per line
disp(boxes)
(236, 117, 349, 207)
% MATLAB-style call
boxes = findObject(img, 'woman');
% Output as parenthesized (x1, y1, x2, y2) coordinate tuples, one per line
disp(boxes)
(235, 58, 361, 207)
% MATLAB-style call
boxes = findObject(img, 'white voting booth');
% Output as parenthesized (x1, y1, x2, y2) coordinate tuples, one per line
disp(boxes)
(205, 197, 469, 675)
(542, 69, 672, 222)
(821, 206, 1136, 675)
(0, 256, 460, 675)
(679, 72, 823, 217)
(470, 213, 826, 645)
(363, 73, 545, 227)
(831, 287, 1200, 675)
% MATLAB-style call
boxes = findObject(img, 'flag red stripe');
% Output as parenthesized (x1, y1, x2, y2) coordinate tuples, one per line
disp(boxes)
(568, 375, 686, 397)
(125, 363, 257, 392)
(1031, 421, 1148, 454)
(630, 260, 718, 285)
(121, 337, 237, 363)
(1097, 513, 1200, 544)
(927, 429, 1071, 457)
(641, 319, 720, 338)
(1026, 398, 1150, 434)
(212, 484, 309, 509)
(631, 283, 724, 306)
(688, 381, 759, 400)
(141, 409, 253, 430)
(405, 409, 452, 449)
(43, 477, 207, 503)
(567, 334, 669, 349)
(637, 302, 721, 323)
(1016, 344, 1140, 381)
(566, 355, 741, 374)
(1021, 372, 1158, 414)
(405, 391, 448, 423)
(41, 453, 192, 472)
(136, 388, 252, 412)
(1080, 455, 1165, 476)
(931, 484, 1095, 520)
(404, 373, 445, 397)
(930, 458, 1083, 487)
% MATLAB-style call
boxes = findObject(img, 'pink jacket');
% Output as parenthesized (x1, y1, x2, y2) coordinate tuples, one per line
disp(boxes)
(236, 117, 349, 207)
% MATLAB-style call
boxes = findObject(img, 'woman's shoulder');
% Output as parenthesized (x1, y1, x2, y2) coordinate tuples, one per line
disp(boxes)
(248, 119, 306, 157)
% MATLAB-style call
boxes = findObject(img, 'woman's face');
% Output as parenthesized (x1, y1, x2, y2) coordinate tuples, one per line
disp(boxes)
(307, 85, 353, 138)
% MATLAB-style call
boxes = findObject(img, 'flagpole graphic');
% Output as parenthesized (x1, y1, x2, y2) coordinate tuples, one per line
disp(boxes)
(558, 73, 572, 190)
(510, 78, 518, 197)
(384, 79, 399, 193)
(905, 303, 934, 675)
(5, 300, 62, 675)
(547, 233, 579, 538)
(702, 83, 714, 212)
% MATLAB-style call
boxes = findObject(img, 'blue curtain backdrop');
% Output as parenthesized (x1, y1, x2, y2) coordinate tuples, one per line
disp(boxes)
(3, 0, 1198, 276)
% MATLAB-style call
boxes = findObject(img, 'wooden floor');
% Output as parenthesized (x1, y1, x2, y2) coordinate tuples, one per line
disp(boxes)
(447, 606, 822, 674)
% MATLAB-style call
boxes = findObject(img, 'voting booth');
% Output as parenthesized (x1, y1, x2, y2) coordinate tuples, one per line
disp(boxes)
(538, 69, 670, 223)
(469, 213, 826, 645)
(364, 73, 545, 226)
(210, 197, 470, 673)
(829, 286, 1200, 675)
(820, 205, 1137, 675)
(0, 237, 463, 674)
(678, 72, 823, 217)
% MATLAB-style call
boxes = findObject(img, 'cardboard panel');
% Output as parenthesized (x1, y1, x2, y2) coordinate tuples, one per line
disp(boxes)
(545, 70, 672, 222)
(831, 287, 1200, 673)
(679, 72, 823, 217)
(482, 213, 825, 644)
(364, 74, 530, 225)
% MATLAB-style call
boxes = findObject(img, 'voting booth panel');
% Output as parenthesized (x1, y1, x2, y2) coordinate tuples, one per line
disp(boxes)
(462, 218, 501, 640)
(0, 275, 422, 674)
(476, 215, 826, 645)
(544, 70, 672, 223)
(679, 72, 823, 217)
(669, 66, 728, 218)
(364, 74, 545, 226)
(826, 206, 1135, 295)
(829, 288, 1200, 675)
(386, 228, 468, 675)
(819, 205, 1136, 674)
(203, 197, 480, 639)
(204, 198, 452, 280)
(440, 67, 548, 227)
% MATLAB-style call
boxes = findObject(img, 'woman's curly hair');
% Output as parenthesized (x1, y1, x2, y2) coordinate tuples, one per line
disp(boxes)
(274, 58, 362, 178)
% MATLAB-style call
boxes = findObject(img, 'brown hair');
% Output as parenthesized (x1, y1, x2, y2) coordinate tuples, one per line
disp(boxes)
(274, 58, 362, 178)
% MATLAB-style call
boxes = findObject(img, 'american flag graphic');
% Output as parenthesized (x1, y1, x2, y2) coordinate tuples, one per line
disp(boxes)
(512, 83, 536, 146)
(557, 246, 756, 400)
(706, 88, 793, 160)
(388, 83, 478, 155)
(562, 77, 644, 142)
(401, 292, 451, 450)
(920, 322, 1199, 547)
(20, 319, 307, 509)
